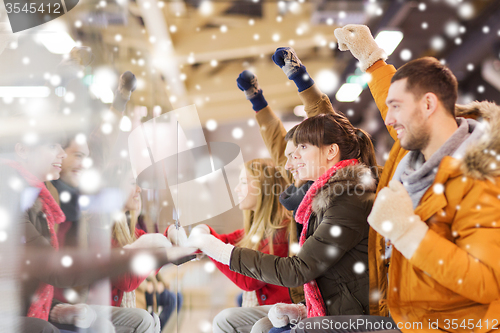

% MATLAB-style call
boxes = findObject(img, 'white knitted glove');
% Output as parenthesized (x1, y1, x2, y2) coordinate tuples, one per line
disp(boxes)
(268, 303, 307, 328)
(50, 304, 96, 329)
(186, 233, 234, 265)
(190, 224, 211, 236)
(167, 225, 188, 246)
(123, 233, 172, 249)
(334, 24, 387, 72)
(0, 23, 17, 57)
(367, 180, 429, 259)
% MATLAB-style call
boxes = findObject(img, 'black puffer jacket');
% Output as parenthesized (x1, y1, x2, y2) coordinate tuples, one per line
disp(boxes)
(230, 163, 376, 315)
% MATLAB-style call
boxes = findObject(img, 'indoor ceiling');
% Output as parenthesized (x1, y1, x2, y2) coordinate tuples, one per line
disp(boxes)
(2, 0, 500, 153)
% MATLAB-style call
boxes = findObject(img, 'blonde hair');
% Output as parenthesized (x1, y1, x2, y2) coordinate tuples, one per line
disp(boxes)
(236, 159, 292, 254)
(112, 200, 141, 247)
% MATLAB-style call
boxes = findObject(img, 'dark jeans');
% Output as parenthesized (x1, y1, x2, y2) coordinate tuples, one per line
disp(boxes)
(291, 315, 400, 333)
(156, 290, 183, 329)
(269, 324, 293, 333)
(21, 318, 60, 333)
(52, 322, 98, 333)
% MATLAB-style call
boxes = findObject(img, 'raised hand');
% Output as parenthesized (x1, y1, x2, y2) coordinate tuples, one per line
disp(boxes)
(334, 24, 387, 72)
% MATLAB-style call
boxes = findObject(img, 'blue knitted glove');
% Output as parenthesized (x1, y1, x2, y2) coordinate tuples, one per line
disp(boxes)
(236, 70, 268, 112)
(272, 47, 314, 92)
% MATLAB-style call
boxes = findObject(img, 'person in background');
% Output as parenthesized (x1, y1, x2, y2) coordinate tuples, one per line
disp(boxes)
(170, 158, 293, 333)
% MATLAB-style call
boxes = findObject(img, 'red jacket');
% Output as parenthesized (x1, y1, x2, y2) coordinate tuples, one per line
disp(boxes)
(208, 225, 292, 306)
(111, 228, 166, 306)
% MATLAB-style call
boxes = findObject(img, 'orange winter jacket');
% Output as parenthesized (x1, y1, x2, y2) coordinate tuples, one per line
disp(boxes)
(367, 60, 500, 333)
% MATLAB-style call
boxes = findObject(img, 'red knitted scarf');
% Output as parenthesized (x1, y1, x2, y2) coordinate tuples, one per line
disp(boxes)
(2, 159, 65, 321)
(295, 159, 358, 318)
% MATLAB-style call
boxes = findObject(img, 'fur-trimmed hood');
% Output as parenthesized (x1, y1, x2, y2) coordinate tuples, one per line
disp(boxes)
(311, 163, 377, 213)
(455, 101, 500, 181)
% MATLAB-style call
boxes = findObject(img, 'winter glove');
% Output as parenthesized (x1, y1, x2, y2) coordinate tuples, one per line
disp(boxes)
(236, 70, 268, 112)
(186, 233, 234, 265)
(268, 303, 307, 328)
(272, 47, 313, 92)
(56, 46, 94, 86)
(167, 225, 188, 246)
(0, 22, 17, 56)
(50, 303, 97, 329)
(367, 180, 429, 259)
(190, 223, 211, 236)
(123, 233, 172, 249)
(112, 71, 137, 111)
(334, 24, 387, 72)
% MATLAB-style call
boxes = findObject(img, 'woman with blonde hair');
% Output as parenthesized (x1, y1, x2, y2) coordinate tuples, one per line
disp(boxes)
(182, 158, 294, 333)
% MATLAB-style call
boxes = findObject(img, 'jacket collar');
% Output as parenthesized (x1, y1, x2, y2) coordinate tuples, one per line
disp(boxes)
(455, 101, 500, 182)
(312, 163, 377, 214)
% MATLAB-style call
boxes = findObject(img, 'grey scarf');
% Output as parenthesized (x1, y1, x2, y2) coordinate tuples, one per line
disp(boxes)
(394, 118, 477, 208)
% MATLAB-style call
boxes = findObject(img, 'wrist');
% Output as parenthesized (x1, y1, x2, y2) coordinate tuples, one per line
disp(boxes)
(249, 90, 268, 112)
(219, 243, 235, 265)
(288, 66, 314, 92)
(392, 216, 429, 259)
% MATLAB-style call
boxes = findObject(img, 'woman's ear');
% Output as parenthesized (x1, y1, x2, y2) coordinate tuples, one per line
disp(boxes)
(326, 144, 339, 161)
(14, 143, 28, 160)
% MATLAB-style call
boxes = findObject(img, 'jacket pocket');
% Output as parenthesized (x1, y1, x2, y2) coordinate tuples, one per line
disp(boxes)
(325, 283, 366, 316)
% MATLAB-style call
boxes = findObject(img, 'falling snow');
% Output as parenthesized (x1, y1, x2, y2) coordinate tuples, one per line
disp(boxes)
(232, 127, 244, 139)
(353, 262, 366, 274)
(60, 191, 71, 203)
(381, 221, 393, 232)
(131, 253, 156, 275)
(204, 261, 216, 273)
(330, 225, 342, 237)
(433, 183, 444, 194)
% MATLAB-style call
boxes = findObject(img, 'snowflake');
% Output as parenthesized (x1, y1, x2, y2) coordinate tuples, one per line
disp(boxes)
(79, 169, 101, 193)
(78, 195, 90, 207)
(60, 191, 71, 203)
(433, 183, 444, 194)
(290, 243, 300, 254)
(353, 262, 366, 274)
(457, 3, 474, 19)
(400, 49, 412, 61)
(232, 127, 244, 139)
(430, 36, 445, 51)
(61, 255, 73, 267)
(204, 261, 216, 273)
(131, 252, 156, 275)
(199, 320, 212, 333)
(8, 177, 22, 192)
(64, 289, 79, 303)
(381, 221, 393, 232)
(326, 246, 338, 258)
(330, 226, 342, 237)
(0, 231, 7, 242)
(370, 289, 382, 301)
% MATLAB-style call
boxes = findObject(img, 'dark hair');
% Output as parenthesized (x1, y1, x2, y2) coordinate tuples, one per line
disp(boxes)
(285, 124, 299, 142)
(293, 113, 378, 173)
(391, 57, 458, 117)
